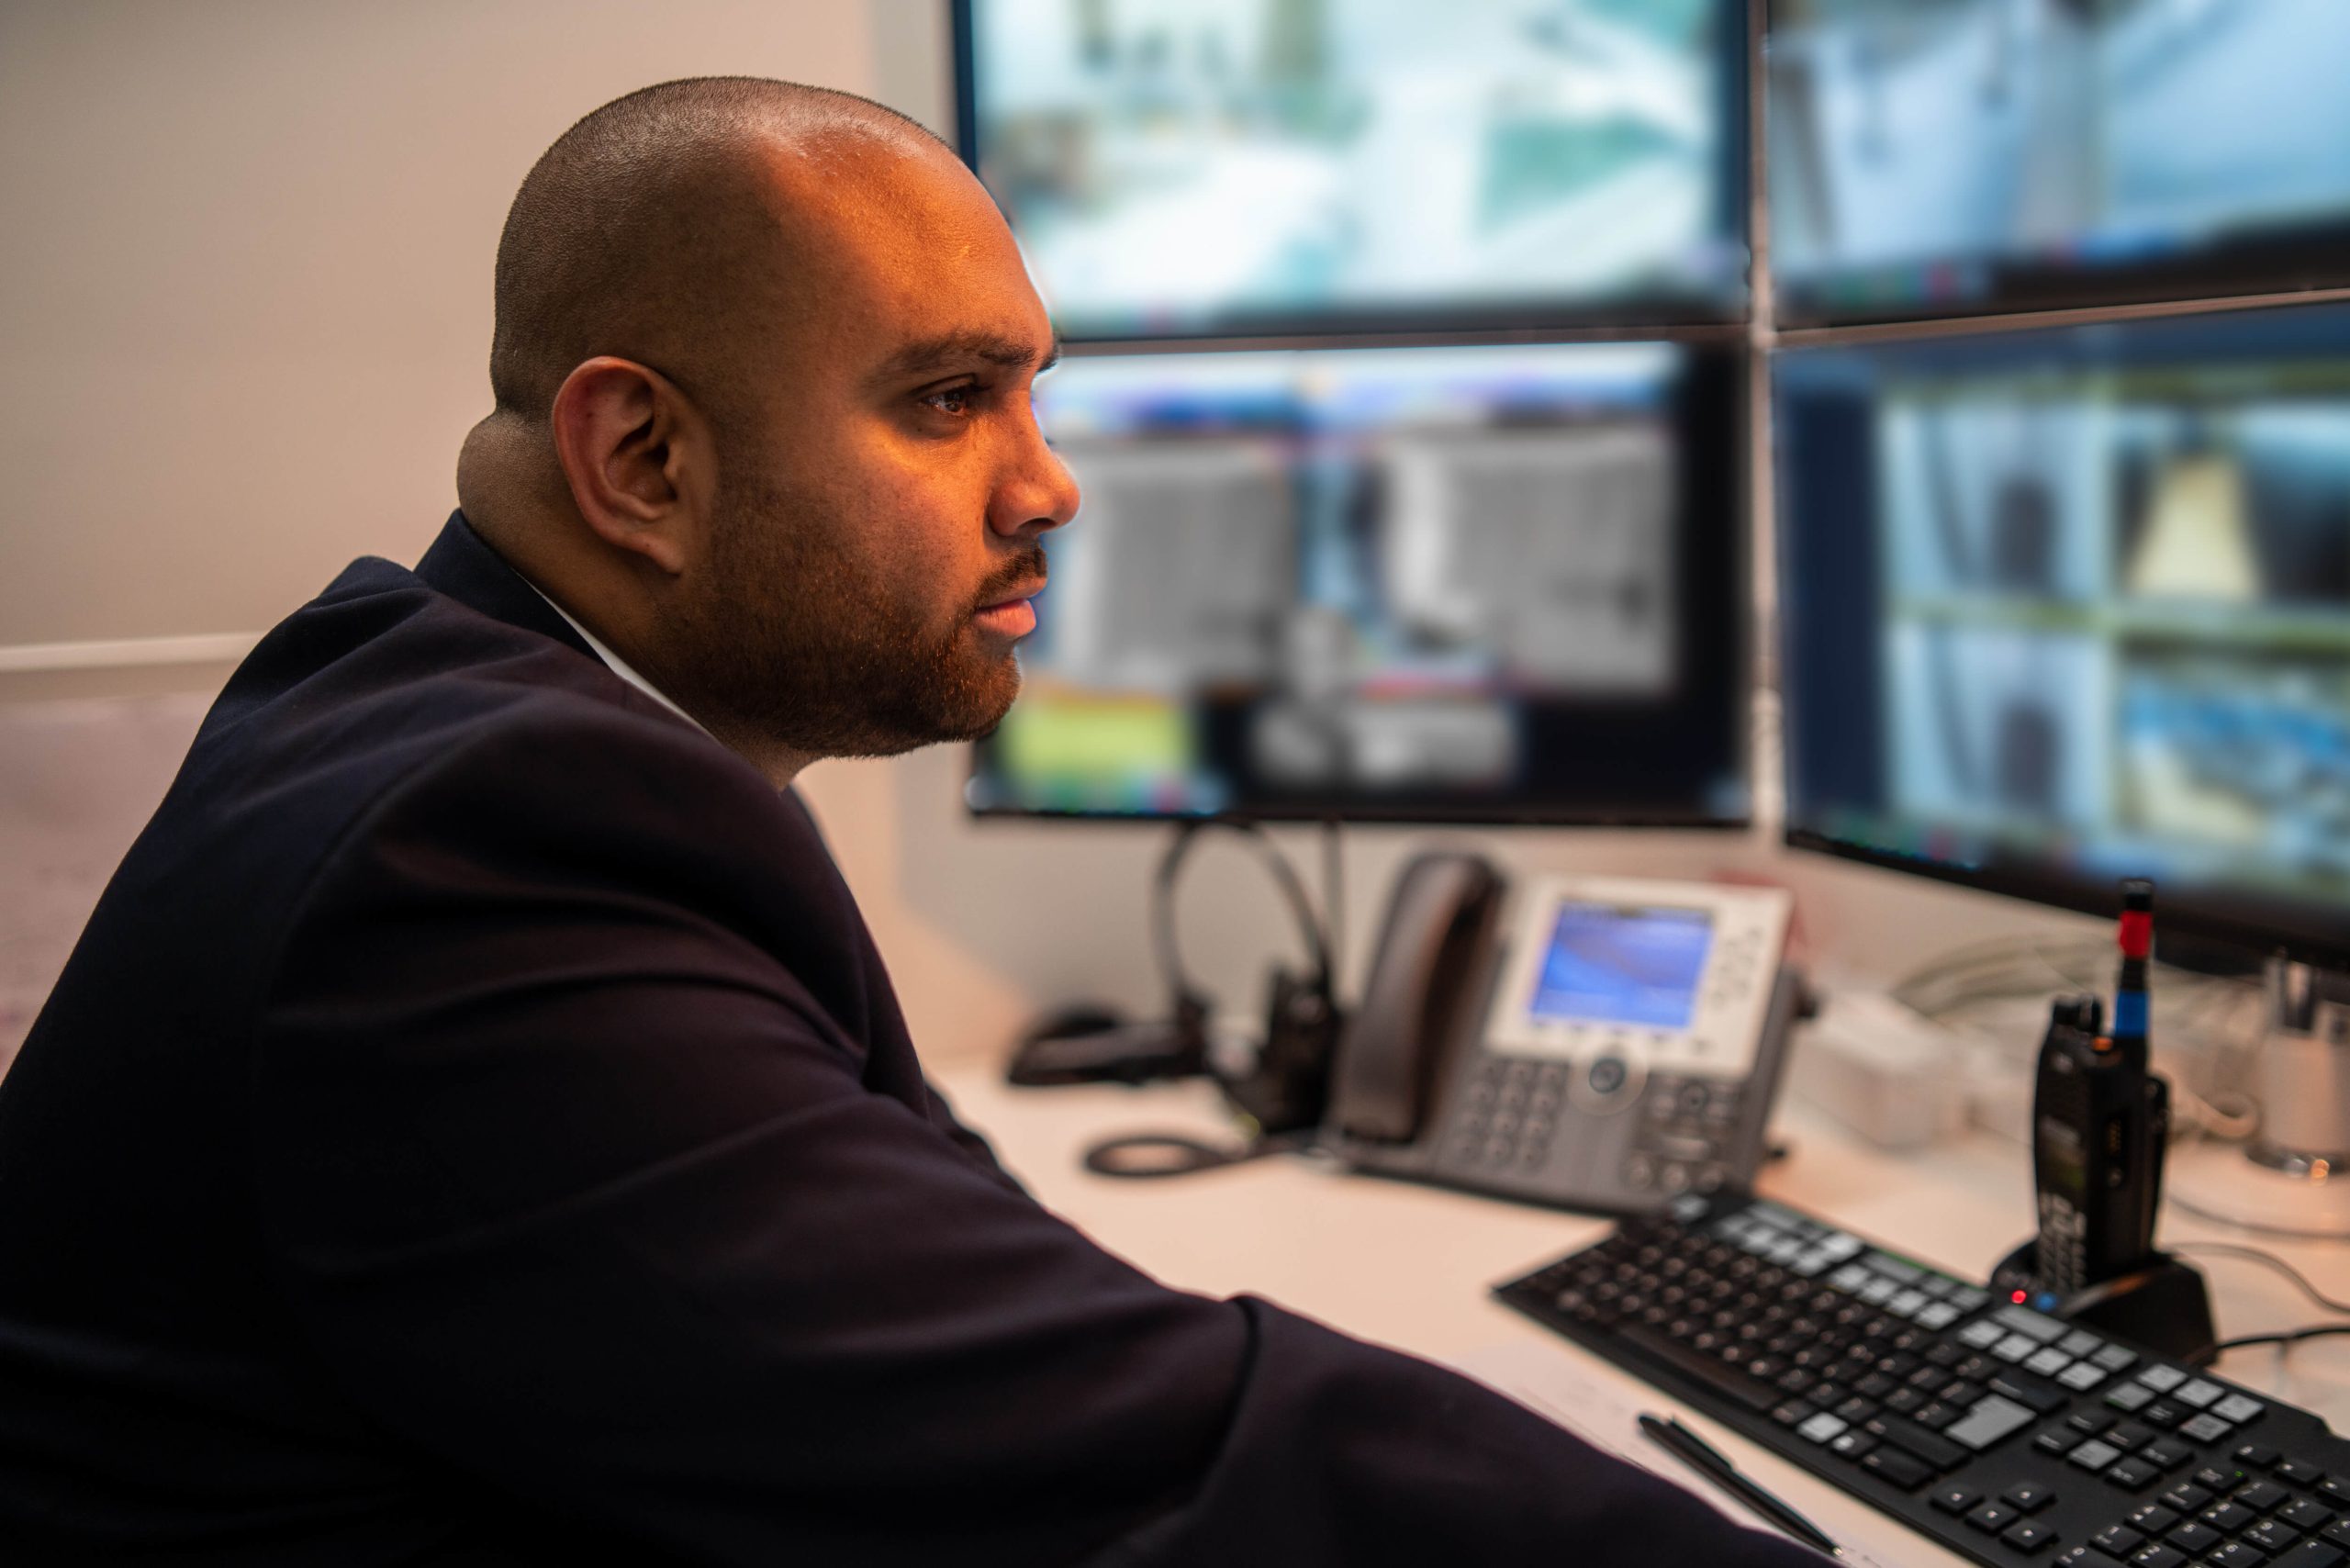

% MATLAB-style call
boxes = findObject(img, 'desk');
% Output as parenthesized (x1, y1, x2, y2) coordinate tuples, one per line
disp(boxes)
(934, 1062, 2350, 1568)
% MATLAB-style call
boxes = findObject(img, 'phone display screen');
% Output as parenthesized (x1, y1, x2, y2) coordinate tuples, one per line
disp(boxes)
(1528, 903, 1714, 1030)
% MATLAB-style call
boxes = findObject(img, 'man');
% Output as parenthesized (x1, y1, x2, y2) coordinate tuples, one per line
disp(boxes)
(0, 79, 1818, 1565)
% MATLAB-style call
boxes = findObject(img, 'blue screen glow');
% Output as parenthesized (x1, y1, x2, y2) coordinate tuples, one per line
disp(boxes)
(1529, 903, 1713, 1030)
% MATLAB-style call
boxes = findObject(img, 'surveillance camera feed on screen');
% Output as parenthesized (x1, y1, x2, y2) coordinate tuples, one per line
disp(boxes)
(1768, 0, 2350, 322)
(1777, 302, 2350, 960)
(967, 341, 1747, 824)
(961, 0, 1748, 338)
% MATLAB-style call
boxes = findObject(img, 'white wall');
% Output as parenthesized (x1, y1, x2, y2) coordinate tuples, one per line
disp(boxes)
(0, 0, 2101, 1079)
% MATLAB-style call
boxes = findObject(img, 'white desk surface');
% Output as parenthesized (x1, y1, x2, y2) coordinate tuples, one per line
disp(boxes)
(934, 1062, 2350, 1568)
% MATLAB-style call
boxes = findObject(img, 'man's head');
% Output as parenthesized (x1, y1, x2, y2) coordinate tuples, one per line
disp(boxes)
(456, 78, 1078, 782)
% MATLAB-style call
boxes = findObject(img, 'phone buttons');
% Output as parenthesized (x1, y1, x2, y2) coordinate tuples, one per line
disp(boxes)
(1570, 1053, 1645, 1114)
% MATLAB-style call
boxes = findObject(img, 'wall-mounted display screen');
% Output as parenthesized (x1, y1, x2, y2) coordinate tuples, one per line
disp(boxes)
(968, 339, 1748, 824)
(1768, 0, 2350, 325)
(1777, 301, 2350, 964)
(957, 0, 1750, 340)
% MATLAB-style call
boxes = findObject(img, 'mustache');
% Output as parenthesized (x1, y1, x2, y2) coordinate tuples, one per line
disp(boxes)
(971, 546, 1049, 611)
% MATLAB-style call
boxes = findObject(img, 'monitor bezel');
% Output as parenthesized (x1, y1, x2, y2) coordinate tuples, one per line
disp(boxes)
(950, 0, 1755, 342)
(963, 332, 1756, 829)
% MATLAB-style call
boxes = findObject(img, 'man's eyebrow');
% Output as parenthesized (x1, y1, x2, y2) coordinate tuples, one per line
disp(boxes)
(875, 330, 1061, 384)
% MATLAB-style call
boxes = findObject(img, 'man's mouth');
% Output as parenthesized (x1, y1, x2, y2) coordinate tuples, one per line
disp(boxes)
(973, 578, 1046, 638)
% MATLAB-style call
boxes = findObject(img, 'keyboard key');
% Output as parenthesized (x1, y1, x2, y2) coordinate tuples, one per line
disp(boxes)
(2138, 1366, 2188, 1393)
(2055, 1551, 2125, 1568)
(1930, 1484, 1983, 1515)
(2062, 1330, 2103, 1356)
(2071, 1410, 2119, 1436)
(2127, 1544, 2186, 1568)
(1828, 1430, 1877, 1461)
(1996, 1335, 2042, 1362)
(2106, 1383, 2156, 1412)
(1862, 1447, 1934, 1490)
(1862, 1414, 1966, 1471)
(1968, 1500, 2020, 1532)
(2293, 1544, 2348, 1568)
(2175, 1379, 2226, 1409)
(1993, 1372, 2073, 1415)
(1797, 1412, 1847, 1444)
(2061, 1362, 2109, 1391)
(2071, 1440, 2123, 1473)
(2242, 1480, 2294, 1513)
(2244, 1518, 2301, 1552)
(2282, 1498, 2337, 1530)
(2037, 1428, 2083, 1457)
(2094, 1344, 2138, 1372)
(2004, 1482, 2058, 1512)
(2165, 1521, 2221, 1554)
(2004, 1518, 2060, 1552)
(2215, 1394, 2267, 1425)
(2139, 1442, 2191, 1473)
(1960, 1319, 2008, 1350)
(2207, 1544, 2267, 1567)
(2092, 1524, 2145, 1555)
(2158, 1484, 2213, 1513)
(2125, 1504, 2179, 1534)
(2203, 1501, 2258, 1533)
(2236, 1445, 2284, 1470)
(2105, 1460, 2159, 1491)
(2028, 1347, 2076, 1378)
(2181, 1413, 2235, 1443)
(2275, 1461, 2326, 1487)
(1998, 1305, 2070, 1342)
(2109, 1422, 2154, 1450)
(2138, 1402, 2185, 1430)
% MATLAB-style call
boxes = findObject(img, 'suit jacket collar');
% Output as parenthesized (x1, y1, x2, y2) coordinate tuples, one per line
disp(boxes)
(414, 510, 598, 664)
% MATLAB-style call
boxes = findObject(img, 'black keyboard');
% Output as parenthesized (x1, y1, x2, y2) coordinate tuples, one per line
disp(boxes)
(1495, 1191, 2350, 1567)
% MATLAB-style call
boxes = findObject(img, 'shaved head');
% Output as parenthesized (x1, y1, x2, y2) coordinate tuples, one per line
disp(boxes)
(486, 77, 946, 427)
(454, 77, 1078, 785)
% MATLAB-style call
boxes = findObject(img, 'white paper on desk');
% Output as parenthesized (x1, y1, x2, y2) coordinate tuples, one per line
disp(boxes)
(1451, 1340, 1916, 1568)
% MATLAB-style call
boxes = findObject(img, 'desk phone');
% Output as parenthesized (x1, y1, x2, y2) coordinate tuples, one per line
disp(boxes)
(1328, 854, 1800, 1215)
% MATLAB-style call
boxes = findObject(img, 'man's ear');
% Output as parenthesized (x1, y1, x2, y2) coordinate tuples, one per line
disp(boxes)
(546, 357, 711, 576)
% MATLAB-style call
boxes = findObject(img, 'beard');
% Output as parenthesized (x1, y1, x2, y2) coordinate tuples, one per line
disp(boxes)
(658, 459, 1045, 761)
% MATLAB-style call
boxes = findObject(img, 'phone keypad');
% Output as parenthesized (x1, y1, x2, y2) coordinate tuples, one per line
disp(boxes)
(1452, 1057, 1567, 1170)
(1620, 1075, 1740, 1194)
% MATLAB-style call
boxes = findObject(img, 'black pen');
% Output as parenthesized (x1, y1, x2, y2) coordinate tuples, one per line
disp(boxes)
(1638, 1412, 1843, 1559)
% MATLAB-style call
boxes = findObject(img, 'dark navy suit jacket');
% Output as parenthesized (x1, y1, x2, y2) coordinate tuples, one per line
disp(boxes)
(0, 514, 1818, 1565)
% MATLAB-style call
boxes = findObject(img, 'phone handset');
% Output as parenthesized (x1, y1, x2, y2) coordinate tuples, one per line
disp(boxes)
(1326, 851, 1505, 1144)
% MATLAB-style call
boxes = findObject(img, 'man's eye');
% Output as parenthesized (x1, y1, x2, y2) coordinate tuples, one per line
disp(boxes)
(923, 385, 977, 418)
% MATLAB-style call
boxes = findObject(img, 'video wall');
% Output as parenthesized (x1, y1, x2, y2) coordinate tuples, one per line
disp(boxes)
(954, 0, 2350, 865)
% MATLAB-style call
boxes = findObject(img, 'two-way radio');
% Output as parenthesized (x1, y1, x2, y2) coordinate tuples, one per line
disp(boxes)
(2029, 881, 2168, 1299)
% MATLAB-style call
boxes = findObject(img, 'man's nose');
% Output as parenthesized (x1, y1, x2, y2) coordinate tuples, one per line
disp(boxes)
(990, 416, 1081, 538)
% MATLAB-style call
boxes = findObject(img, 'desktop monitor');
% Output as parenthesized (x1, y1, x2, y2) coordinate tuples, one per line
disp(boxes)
(1775, 299, 2350, 966)
(968, 337, 1750, 824)
(1767, 0, 2350, 326)
(954, 0, 1751, 341)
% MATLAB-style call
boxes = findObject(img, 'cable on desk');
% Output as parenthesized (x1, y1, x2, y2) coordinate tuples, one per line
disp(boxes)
(2165, 1239, 2350, 1316)
(1081, 1129, 1314, 1179)
(2191, 1323, 2350, 1369)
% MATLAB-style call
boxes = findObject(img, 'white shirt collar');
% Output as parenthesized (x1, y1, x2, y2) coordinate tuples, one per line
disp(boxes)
(520, 577, 713, 740)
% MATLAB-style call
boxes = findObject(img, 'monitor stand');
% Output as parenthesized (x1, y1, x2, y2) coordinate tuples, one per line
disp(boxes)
(2168, 957, 2350, 1238)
